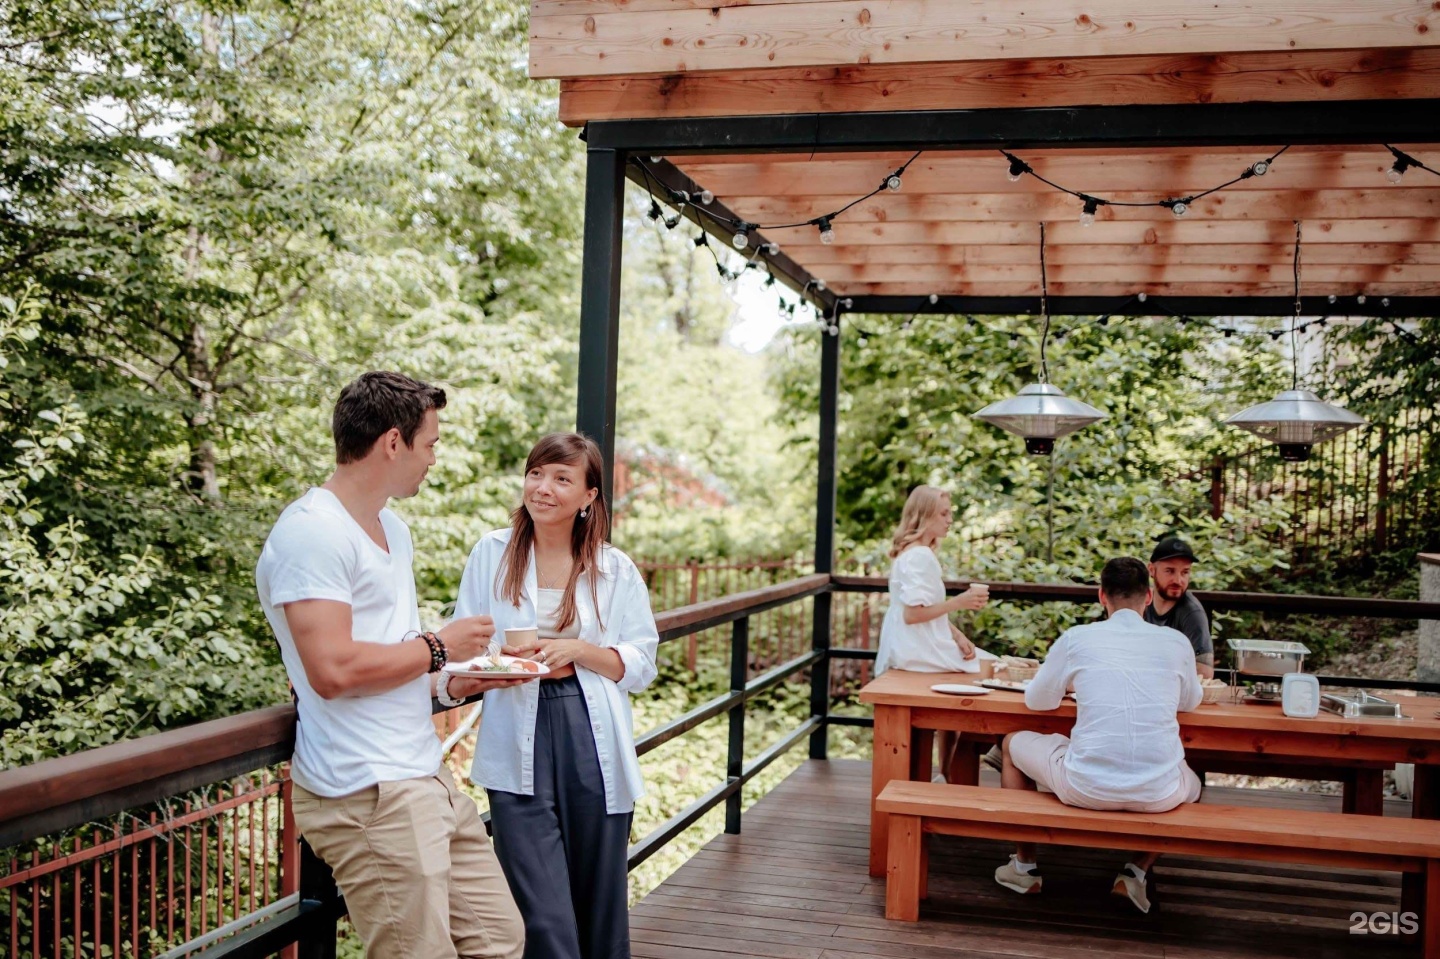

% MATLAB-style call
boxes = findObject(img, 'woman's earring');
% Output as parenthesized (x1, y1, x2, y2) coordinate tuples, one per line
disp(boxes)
(579, 508, 588, 519)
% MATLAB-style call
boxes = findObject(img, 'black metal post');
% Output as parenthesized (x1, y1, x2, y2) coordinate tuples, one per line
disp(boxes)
(810, 321, 841, 759)
(575, 147, 626, 508)
(296, 838, 337, 959)
(725, 616, 748, 834)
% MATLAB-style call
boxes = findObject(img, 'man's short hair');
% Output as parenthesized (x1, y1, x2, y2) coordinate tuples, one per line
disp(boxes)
(332, 371, 446, 464)
(1101, 557, 1150, 601)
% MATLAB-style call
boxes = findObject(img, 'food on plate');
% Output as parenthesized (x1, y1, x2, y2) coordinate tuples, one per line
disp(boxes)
(1200, 677, 1227, 687)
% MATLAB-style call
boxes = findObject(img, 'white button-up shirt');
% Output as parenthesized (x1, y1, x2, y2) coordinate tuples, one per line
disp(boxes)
(1025, 608, 1204, 805)
(453, 529, 659, 814)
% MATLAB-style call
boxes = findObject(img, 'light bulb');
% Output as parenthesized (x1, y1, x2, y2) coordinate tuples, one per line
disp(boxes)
(1357, 294, 1367, 304)
(1006, 156, 1029, 182)
(663, 215, 680, 230)
(928, 293, 939, 305)
(1252, 160, 1269, 176)
(732, 230, 748, 250)
(649, 156, 662, 163)
(1386, 166, 1405, 185)
(1080, 210, 1095, 227)
(699, 189, 715, 205)
(1007, 169, 1023, 183)
(817, 217, 836, 245)
(843, 298, 854, 308)
(765, 243, 779, 255)
(1382, 297, 1391, 307)
(815, 279, 826, 292)
(1327, 294, 1337, 304)
(827, 325, 840, 337)
(1170, 201, 1189, 218)
(1137, 292, 1148, 303)
(885, 174, 902, 192)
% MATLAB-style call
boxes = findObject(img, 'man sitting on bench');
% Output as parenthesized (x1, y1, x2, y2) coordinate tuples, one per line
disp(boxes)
(994, 556, 1204, 914)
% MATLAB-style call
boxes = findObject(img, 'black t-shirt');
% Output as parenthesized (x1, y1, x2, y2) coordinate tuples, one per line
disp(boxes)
(1144, 591, 1213, 665)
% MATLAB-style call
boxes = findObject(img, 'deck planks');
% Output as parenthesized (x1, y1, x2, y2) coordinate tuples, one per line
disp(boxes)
(631, 759, 1416, 958)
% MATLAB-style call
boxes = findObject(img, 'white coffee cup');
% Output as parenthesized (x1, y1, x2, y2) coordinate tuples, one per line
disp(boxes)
(503, 626, 539, 649)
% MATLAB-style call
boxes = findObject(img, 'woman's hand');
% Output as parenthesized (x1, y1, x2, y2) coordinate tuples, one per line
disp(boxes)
(951, 625, 977, 660)
(501, 638, 593, 672)
(954, 585, 989, 611)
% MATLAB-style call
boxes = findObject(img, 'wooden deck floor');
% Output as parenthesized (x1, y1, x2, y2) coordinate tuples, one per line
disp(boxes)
(630, 759, 1417, 959)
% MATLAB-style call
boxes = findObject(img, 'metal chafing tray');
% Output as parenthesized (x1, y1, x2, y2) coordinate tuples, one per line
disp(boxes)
(1318, 690, 1408, 719)
(1227, 639, 1310, 677)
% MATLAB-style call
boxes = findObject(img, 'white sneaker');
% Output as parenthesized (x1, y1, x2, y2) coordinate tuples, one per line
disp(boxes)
(994, 856, 1042, 895)
(1112, 866, 1151, 914)
(981, 745, 1003, 772)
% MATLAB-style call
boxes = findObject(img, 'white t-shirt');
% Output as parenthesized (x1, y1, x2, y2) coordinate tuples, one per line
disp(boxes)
(255, 488, 440, 797)
(1024, 608, 1204, 805)
(876, 546, 977, 674)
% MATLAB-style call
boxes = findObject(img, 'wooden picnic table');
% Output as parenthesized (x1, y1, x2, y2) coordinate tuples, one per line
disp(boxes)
(859, 666, 1440, 878)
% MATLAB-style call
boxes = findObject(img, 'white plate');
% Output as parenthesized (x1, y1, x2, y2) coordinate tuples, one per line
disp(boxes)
(442, 654, 550, 679)
(931, 683, 990, 696)
(979, 679, 1030, 692)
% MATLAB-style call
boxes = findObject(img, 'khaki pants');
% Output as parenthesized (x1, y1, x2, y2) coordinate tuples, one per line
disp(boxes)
(292, 771, 524, 959)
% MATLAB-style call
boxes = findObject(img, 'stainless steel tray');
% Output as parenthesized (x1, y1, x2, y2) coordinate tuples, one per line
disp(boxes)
(1227, 639, 1310, 676)
(1318, 690, 1408, 719)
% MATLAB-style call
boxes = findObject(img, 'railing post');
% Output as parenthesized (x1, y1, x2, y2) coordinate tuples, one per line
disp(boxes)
(297, 837, 338, 959)
(1209, 454, 1225, 519)
(726, 617, 749, 834)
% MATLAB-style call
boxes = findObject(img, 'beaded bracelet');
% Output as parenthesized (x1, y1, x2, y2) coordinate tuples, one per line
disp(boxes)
(421, 631, 448, 673)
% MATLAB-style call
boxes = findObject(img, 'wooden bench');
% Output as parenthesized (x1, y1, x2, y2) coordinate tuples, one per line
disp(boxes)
(876, 781, 1440, 956)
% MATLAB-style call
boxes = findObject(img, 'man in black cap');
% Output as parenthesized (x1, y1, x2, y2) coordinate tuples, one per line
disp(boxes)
(1144, 536, 1214, 679)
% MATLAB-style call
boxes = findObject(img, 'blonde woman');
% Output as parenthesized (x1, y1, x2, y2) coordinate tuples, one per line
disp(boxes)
(876, 485, 991, 676)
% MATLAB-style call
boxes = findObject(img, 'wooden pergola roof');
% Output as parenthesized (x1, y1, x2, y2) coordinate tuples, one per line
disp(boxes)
(534, 0, 1440, 306)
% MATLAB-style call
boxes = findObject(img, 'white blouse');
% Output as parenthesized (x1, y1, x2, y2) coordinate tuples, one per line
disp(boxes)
(876, 546, 979, 674)
(453, 529, 659, 814)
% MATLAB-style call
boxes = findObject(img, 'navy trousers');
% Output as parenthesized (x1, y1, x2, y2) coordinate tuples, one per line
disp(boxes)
(488, 675, 632, 959)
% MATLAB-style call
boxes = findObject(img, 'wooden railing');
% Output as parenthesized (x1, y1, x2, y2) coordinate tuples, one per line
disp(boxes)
(4, 573, 1439, 958)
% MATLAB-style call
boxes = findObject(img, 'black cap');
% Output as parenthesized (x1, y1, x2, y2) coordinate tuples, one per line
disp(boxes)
(1150, 536, 1197, 564)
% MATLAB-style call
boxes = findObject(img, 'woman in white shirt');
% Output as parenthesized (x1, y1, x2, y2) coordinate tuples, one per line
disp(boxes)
(453, 433, 659, 959)
(877, 485, 991, 780)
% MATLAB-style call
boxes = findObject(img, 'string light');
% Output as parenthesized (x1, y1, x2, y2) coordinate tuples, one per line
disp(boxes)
(698, 189, 715, 205)
(885, 174, 903, 192)
(1383, 145, 1440, 183)
(1001, 146, 1289, 220)
(731, 223, 750, 250)
(817, 217, 836, 245)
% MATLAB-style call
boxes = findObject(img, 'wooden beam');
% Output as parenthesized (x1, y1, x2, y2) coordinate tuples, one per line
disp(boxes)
(531, 0, 1440, 80)
(756, 218, 1440, 247)
(720, 188, 1440, 223)
(673, 149, 1426, 197)
(828, 280, 1440, 296)
(786, 242, 1440, 266)
(558, 48, 1440, 124)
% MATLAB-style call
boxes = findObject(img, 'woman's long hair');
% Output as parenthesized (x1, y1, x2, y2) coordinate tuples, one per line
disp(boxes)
(889, 485, 949, 559)
(497, 433, 610, 632)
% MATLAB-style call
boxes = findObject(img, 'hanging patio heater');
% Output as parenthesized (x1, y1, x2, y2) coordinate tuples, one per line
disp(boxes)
(1224, 223, 1365, 462)
(973, 224, 1105, 455)
(974, 384, 1106, 456)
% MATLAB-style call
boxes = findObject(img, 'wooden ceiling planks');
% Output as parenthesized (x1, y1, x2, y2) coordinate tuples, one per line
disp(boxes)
(537, 1, 1440, 300)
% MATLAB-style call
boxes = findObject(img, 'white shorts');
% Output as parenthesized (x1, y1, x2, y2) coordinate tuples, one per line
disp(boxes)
(1006, 731, 1202, 813)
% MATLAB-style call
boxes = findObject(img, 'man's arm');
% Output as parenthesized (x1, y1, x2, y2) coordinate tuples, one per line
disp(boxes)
(285, 600, 495, 699)
(1024, 636, 1070, 711)
(1179, 601, 1215, 679)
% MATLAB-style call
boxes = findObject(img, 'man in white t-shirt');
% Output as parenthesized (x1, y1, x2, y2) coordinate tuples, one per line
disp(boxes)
(993, 557, 1204, 916)
(256, 371, 527, 959)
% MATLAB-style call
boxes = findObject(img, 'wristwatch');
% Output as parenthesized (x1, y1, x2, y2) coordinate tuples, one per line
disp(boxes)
(436, 674, 465, 708)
